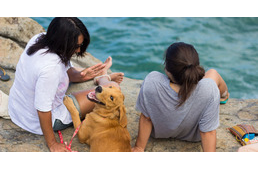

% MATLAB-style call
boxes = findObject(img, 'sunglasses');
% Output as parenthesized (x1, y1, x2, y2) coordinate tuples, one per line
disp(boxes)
(76, 42, 83, 49)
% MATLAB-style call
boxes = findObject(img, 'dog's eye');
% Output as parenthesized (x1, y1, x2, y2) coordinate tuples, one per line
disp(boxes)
(110, 96, 113, 101)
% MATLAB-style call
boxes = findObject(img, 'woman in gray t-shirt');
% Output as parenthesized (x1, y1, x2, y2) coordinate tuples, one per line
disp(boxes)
(132, 42, 229, 152)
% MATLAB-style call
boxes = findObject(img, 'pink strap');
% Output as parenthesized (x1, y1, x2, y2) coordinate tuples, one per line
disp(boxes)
(58, 122, 82, 152)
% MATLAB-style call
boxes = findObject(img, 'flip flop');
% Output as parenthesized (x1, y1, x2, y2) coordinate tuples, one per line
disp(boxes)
(220, 98, 228, 104)
(220, 91, 229, 104)
(93, 74, 111, 85)
(0, 67, 10, 81)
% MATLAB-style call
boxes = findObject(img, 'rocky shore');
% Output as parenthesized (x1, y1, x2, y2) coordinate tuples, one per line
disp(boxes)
(0, 17, 257, 152)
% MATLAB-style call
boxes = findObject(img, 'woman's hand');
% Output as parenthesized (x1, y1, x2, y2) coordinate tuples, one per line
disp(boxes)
(67, 63, 106, 82)
(80, 63, 106, 81)
(49, 142, 70, 152)
(37, 110, 70, 152)
(131, 146, 144, 152)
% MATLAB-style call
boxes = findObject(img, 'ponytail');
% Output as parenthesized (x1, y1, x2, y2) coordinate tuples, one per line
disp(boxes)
(164, 42, 205, 107)
(178, 65, 205, 107)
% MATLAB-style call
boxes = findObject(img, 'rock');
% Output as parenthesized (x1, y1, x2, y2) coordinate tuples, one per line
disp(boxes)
(0, 17, 45, 48)
(0, 17, 258, 152)
(0, 17, 45, 94)
(0, 36, 24, 70)
(1, 98, 257, 152)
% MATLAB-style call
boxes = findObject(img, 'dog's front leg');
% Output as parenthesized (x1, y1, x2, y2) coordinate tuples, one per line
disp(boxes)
(63, 96, 81, 129)
(63, 96, 90, 144)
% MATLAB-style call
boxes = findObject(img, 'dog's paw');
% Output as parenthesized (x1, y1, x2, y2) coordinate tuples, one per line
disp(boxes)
(63, 95, 74, 107)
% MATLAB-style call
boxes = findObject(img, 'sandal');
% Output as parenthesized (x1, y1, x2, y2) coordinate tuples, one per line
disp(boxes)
(0, 66, 10, 81)
(93, 74, 111, 85)
(220, 91, 229, 104)
(220, 98, 228, 104)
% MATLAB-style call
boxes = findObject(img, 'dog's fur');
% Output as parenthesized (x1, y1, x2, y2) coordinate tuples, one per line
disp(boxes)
(63, 86, 131, 152)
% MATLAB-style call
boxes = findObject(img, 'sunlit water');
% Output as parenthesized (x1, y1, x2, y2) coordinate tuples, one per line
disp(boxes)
(32, 17, 258, 99)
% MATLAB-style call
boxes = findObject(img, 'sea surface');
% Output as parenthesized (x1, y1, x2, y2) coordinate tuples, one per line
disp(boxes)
(32, 17, 258, 99)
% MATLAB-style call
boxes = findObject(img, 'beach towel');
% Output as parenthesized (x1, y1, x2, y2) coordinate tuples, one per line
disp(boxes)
(0, 90, 10, 119)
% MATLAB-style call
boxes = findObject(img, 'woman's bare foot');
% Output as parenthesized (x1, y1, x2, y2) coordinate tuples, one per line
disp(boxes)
(102, 56, 112, 74)
(220, 91, 229, 102)
(94, 72, 124, 85)
(110, 72, 124, 85)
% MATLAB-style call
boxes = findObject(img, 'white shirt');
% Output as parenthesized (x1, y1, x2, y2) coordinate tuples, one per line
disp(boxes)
(8, 33, 72, 135)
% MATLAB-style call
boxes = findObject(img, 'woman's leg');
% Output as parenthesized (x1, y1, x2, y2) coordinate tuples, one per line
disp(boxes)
(71, 56, 124, 118)
(71, 76, 120, 118)
(204, 69, 229, 100)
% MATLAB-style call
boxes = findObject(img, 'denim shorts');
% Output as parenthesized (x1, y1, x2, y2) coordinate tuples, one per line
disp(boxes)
(53, 94, 81, 131)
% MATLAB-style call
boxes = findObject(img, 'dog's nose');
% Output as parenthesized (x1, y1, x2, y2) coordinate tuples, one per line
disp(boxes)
(95, 86, 102, 93)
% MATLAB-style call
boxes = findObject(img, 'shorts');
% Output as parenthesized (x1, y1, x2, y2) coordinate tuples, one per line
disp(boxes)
(53, 94, 81, 131)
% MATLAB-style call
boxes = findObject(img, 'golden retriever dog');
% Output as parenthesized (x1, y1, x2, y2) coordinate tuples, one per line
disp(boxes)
(63, 85, 131, 152)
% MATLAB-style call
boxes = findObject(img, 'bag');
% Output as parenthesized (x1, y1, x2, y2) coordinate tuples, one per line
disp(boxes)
(228, 124, 258, 146)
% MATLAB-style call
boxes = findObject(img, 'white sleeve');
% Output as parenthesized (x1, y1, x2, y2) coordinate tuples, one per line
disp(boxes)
(34, 65, 60, 112)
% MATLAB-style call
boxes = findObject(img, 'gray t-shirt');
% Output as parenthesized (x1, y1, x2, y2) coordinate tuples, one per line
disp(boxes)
(136, 71, 220, 142)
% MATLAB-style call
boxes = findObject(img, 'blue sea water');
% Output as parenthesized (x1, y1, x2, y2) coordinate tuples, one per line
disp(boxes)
(32, 17, 258, 99)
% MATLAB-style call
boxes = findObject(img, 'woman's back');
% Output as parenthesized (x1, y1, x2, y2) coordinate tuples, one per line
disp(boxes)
(136, 71, 220, 141)
(8, 33, 71, 134)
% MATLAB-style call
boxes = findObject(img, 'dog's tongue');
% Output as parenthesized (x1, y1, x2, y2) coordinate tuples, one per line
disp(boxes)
(87, 91, 99, 102)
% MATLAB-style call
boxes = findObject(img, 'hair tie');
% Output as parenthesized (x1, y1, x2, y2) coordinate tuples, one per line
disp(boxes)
(186, 64, 194, 69)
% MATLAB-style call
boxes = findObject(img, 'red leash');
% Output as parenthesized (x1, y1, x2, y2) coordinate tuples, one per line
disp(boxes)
(58, 122, 82, 152)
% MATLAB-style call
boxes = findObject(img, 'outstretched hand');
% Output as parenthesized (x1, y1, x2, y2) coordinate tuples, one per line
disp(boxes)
(80, 63, 106, 81)
(67, 57, 112, 83)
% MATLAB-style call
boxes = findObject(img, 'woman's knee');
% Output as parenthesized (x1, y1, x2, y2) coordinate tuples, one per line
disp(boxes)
(204, 69, 220, 85)
(205, 69, 218, 77)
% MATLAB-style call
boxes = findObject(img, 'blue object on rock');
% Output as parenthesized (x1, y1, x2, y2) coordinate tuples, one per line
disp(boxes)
(243, 133, 255, 140)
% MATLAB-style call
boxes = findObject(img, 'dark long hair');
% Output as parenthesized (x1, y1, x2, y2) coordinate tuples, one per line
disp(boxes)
(27, 17, 90, 66)
(164, 42, 205, 107)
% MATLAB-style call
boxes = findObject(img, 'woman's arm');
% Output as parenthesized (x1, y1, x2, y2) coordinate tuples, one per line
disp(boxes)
(200, 130, 216, 152)
(37, 110, 69, 152)
(132, 113, 153, 152)
(67, 63, 106, 83)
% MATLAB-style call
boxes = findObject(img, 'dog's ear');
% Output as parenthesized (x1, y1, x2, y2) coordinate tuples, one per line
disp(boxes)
(119, 105, 127, 128)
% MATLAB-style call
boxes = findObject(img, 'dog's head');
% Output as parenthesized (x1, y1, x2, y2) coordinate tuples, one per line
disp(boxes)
(87, 86, 127, 127)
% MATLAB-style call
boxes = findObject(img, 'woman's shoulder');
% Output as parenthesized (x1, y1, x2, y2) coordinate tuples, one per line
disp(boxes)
(199, 78, 218, 88)
(145, 71, 168, 82)
(33, 53, 64, 75)
(26, 32, 46, 48)
(142, 71, 171, 92)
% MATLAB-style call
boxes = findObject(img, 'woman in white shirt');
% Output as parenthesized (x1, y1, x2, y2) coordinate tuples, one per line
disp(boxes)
(8, 17, 124, 152)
